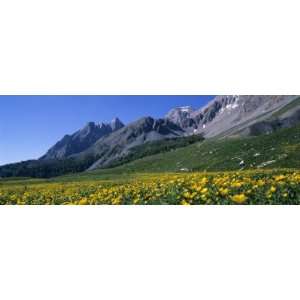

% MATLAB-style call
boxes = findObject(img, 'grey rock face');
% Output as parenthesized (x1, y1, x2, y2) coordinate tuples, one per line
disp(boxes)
(165, 106, 197, 132)
(110, 117, 124, 131)
(41, 119, 124, 160)
(166, 95, 298, 137)
(248, 106, 300, 136)
(195, 95, 298, 137)
(78, 117, 184, 170)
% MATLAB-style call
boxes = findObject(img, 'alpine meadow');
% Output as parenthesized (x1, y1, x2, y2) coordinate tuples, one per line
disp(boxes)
(1, 95, 300, 205)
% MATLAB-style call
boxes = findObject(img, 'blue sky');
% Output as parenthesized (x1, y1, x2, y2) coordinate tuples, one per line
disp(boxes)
(0, 95, 214, 165)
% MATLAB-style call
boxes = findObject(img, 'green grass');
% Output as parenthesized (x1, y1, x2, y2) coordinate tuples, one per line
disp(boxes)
(0, 177, 46, 186)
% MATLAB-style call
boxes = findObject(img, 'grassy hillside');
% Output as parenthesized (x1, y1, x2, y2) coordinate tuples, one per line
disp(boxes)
(80, 124, 300, 177)
(105, 134, 204, 168)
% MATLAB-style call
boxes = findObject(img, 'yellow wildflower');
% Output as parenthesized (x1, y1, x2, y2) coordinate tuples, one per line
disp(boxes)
(231, 194, 248, 204)
(78, 198, 89, 205)
(181, 200, 191, 205)
(219, 188, 229, 196)
(275, 175, 286, 182)
(201, 188, 208, 194)
(232, 182, 243, 188)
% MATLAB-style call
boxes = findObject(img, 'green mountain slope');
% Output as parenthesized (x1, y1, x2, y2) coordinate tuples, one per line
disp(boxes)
(104, 134, 204, 168)
(82, 124, 300, 177)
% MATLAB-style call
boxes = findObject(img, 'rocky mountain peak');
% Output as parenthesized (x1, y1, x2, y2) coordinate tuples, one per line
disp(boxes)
(41, 118, 124, 160)
(166, 106, 194, 118)
(81, 121, 97, 134)
(110, 117, 124, 131)
(165, 106, 196, 132)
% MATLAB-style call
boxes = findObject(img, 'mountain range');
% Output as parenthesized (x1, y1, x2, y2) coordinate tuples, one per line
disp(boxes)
(41, 118, 125, 160)
(1, 95, 300, 178)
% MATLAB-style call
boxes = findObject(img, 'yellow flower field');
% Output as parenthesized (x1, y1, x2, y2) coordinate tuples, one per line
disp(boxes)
(1, 170, 300, 205)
